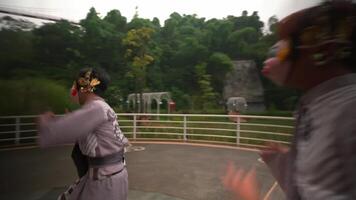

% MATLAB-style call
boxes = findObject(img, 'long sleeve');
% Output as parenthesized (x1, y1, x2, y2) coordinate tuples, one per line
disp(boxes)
(38, 101, 107, 148)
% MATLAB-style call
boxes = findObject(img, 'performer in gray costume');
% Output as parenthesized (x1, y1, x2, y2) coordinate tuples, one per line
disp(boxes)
(38, 68, 129, 200)
(223, 1, 356, 200)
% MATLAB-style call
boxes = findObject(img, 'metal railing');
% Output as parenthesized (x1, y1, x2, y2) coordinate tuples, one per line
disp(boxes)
(0, 115, 38, 146)
(0, 113, 295, 148)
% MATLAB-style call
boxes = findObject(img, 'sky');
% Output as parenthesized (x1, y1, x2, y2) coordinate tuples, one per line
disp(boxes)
(0, 0, 320, 26)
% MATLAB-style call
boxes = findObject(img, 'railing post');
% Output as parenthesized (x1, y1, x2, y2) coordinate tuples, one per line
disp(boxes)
(133, 115, 137, 140)
(236, 116, 240, 145)
(157, 105, 160, 120)
(15, 117, 20, 145)
(183, 115, 187, 141)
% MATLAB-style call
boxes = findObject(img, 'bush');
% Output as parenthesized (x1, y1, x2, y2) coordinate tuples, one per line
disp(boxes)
(0, 78, 74, 115)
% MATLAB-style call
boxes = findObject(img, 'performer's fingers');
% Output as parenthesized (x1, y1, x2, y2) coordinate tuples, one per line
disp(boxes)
(222, 162, 235, 189)
(243, 168, 257, 186)
(231, 168, 244, 188)
(240, 168, 260, 200)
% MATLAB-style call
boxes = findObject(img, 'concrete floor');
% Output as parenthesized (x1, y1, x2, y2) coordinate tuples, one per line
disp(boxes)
(0, 142, 284, 200)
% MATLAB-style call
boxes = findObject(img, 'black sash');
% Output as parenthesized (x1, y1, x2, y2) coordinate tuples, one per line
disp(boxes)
(88, 150, 124, 167)
(71, 143, 124, 178)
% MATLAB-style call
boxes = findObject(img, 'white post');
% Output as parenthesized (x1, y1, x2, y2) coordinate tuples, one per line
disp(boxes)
(133, 115, 137, 140)
(15, 117, 20, 145)
(183, 115, 187, 141)
(236, 115, 240, 145)
(157, 103, 160, 120)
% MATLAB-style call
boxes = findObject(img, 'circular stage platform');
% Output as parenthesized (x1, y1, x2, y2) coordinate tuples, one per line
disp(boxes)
(0, 142, 285, 200)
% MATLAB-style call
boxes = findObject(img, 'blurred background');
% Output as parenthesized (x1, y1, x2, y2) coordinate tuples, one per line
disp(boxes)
(0, 0, 321, 116)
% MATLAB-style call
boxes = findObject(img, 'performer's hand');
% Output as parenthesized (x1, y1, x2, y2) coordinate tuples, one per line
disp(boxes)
(41, 111, 55, 119)
(222, 162, 260, 200)
(259, 142, 289, 163)
(39, 111, 56, 121)
(37, 112, 55, 123)
(36, 112, 55, 130)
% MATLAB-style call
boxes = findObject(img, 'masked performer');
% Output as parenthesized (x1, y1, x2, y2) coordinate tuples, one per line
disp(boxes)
(223, 1, 356, 199)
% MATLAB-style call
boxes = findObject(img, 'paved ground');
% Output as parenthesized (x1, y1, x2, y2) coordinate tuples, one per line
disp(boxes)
(0, 142, 285, 200)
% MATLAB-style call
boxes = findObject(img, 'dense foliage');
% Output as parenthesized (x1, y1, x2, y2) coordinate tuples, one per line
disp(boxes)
(0, 79, 73, 115)
(0, 9, 299, 115)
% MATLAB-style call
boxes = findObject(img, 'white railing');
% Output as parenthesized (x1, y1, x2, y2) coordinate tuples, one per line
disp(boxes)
(0, 113, 295, 148)
(0, 115, 38, 146)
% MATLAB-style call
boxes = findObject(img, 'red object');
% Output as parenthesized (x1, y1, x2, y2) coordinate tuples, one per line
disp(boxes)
(71, 88, 78, 96)
(261, 57, 280, 76)
(169, 101, 176, 112)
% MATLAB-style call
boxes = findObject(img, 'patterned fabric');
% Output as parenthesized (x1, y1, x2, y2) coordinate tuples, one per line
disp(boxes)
(79, 133, 98, 157)
(107, 108, 129, 145)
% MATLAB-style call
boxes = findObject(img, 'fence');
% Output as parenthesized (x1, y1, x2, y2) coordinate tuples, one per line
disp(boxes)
(0, 113, 295, 148)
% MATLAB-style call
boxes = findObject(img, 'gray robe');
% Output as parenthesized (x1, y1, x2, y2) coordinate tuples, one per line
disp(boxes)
(264, 74, 356, 200)
(38, 98, 129, 200)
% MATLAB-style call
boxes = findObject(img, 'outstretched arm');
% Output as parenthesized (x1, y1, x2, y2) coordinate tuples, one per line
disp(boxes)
(37, 103, 107, 147)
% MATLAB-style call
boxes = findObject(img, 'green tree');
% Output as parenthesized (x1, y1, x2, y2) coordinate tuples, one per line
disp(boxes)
(104, 10, 127, 32)
(33, 20, 82, 67)
(80, 8, 123, 70)
(123, 27, 155, 112)
(206, 52, 233, 95)
(0, 29, 34, 78)
(0, 17, 36, 78)
(0, 9, 299, 113)
(195, 63, 217, 109)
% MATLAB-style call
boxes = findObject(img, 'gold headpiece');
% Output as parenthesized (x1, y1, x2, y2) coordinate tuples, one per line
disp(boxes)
(75, 69, 101, 93)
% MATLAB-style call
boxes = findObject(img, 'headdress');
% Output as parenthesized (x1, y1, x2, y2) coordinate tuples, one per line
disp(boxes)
(276, 0, 355, 65)
(71, 69, 101, 96)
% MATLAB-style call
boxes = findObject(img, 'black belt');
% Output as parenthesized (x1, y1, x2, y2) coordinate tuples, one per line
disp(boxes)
(88, 150, 124, 168)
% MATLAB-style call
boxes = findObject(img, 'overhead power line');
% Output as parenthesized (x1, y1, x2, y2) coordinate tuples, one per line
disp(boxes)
(0, 3, 59, 12)
(0, 7, 79, 25)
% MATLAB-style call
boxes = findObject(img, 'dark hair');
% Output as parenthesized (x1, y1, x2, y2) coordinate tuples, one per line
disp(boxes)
(76, 67, 110, 97)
